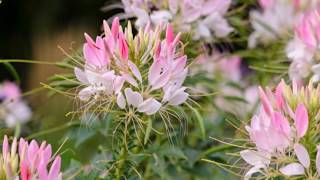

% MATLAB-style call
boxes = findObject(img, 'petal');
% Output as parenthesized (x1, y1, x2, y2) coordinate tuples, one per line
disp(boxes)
(240, 150, 270, 166)
(2, 135, 8, 159)
(117, 92, 126, 109)
(122, 73, 138, 87)
(138, 98, 161, 115)
(280, 163, 305, 176)
(124, 88, 143, 108)
(79, 86, 95, 101)
(259, 86, 272, 115)
(295, 103, 308, 139)
(317, 145, 320, 174)
(168, 91, 188, 106)
(166, 24, 174, 45)
(294, 143, 310, 168)
(114, 76, 125, 94)
(128, 61, 142, 82)
(74, 67, 89, 84)
(48, 156, 61, 179)
(244, 165, 265, 180)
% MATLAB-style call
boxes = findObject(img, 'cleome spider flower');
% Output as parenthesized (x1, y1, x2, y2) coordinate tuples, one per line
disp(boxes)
(119, 0, 233, 41)
(287, 7, 320, 83)
(0, 135, 62, 180)
(240, 80, 320, 179)
(74, 17, 189, 116)
(248, 0, 318, 48)
(0, 81, 32, 128)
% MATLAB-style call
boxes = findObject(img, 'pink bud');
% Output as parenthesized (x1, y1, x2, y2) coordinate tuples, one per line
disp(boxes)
(2, 135, 9, 160)
(166, 24, 174, 45)
(118, 32, 129, 60)
(295, 103, 309, 139)
(111, 17, 120, 39)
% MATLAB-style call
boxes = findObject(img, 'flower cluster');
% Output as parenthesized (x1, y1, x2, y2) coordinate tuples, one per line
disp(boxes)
(0, 135, 62, 180)
(120, 0, 233, 41)
(240, 80, 320, 179)
(0, 81, 31, 128)
(249, 0, 318, 48)
(74, 17, 189, 116)
(287, 7, 320, 83)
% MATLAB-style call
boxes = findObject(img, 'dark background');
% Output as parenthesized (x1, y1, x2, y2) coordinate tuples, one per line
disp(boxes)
(0, 0, 118, 88)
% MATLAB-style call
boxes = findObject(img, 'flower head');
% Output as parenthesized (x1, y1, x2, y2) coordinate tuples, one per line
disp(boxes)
(240, 80, 320, 179)
(0, 81, 32, 128)
(74, 17, 189, 116)
(0, 135, 62, 180)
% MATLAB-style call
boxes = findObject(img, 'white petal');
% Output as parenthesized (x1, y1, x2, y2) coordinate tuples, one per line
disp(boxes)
(138, 98, 161, 115)
(128, 61, 142, 82)
(280, 163, 305, 176)
(124, 88, 143, 108)
(79, 86, 95, 101)
(240, 150, 270, 166)
(117, 92, 126, 109)
(294, 144, 310, 168)
(74, 67, 89, 84)
(114, 76, 125, 94)
(244, 165, 265, 180)
(122, 73, 138, 87)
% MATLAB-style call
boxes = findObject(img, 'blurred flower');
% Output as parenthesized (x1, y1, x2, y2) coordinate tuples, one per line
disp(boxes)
(74, 17, 188, 116)
(192, 52, 259, 116)
(286, 7, 320, 83)
(0, 81, 32, 128)
(248, 0, 318, 48)
(0, 135, 62, 180)
(120, 0, 233, 41)
(240, 80, 320, 179)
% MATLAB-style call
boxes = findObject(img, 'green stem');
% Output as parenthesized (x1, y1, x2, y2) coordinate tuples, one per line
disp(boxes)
(116, 143, 128, 180)
(26, 121, 80, 140)
(14, 123, 21, 138)
(200, 144, 236, 158)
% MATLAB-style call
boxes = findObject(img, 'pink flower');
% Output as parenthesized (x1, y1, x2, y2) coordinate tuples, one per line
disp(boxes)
(0, 81, 32, 128)
(75, 18, 189, 116)
(0, 81, 21, 101)
(0, 136, 62, 179)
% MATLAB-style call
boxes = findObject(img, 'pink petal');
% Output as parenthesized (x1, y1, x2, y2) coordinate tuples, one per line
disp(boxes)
(79, 87, 95, 101)
(124, 88, 143, 108)
(137, 98, 161, 115)
(280, 163, 305, 176)
(295, 104, 309, 139)
(258, 86, 272, 115)
(294, 143, 310, 168)
(113, 76, 125, 94)
(272, 112, 291, 138)
(2, 135, 8, 160)
(118, 32, 129, 60)
(111, 17, 120, 38)
(240, 150, 270, 166)
(117, 92, 126, 109)
(166, 24, 174, 45)
(74, 67, 89, 84)
(48, 156, 61, 179)
(128, 61, 142, 82)
(122, 73, 138, 87)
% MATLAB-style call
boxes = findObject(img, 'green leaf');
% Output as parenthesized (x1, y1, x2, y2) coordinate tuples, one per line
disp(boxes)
(186, 103, 206, 140)
(144, 118, 152, 145)
(3, 62, 20, 84)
